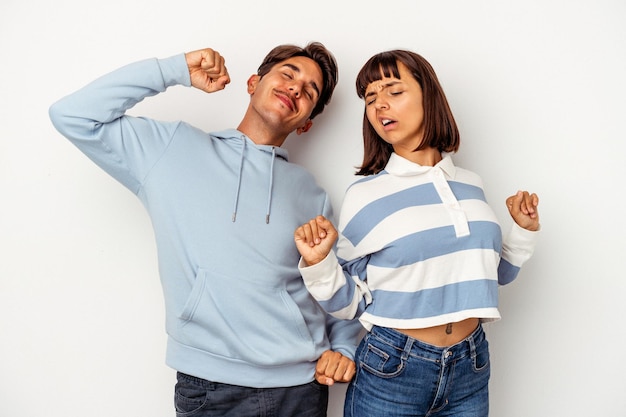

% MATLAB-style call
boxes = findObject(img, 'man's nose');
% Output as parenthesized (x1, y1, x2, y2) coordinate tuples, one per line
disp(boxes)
(289, 84, 301, 98)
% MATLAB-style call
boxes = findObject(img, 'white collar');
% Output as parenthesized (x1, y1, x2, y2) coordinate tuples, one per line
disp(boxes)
(385, 152, 457, 179)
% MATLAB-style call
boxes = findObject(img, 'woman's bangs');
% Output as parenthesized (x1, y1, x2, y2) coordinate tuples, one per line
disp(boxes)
(356, 54, 401, 98)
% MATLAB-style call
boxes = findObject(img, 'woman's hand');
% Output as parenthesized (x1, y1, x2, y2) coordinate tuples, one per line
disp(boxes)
(506, 190, 540, 231)
(294, 215, 338, 266)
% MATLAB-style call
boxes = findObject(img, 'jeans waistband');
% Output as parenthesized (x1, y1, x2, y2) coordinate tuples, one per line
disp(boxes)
(369, 324, 486, 363)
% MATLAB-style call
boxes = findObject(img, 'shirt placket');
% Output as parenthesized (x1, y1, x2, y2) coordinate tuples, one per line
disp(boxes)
(431, 167, 470, 238)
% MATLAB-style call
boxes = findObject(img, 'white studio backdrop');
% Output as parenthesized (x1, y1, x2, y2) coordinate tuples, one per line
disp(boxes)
(1, 0, 625, 416)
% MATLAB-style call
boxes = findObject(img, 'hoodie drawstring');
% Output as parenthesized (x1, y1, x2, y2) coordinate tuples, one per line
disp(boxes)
(231, 137, 246, 222)
(231, 136, 277, 224)
(265, 147, 276, 224)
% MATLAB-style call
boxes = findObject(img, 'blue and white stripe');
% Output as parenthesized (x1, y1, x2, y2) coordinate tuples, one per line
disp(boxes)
(301, 153, 539, 330)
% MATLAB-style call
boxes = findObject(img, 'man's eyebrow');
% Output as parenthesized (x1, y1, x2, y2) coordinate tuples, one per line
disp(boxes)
(364, 80, 402, 99)
(282, 63, 320, 97)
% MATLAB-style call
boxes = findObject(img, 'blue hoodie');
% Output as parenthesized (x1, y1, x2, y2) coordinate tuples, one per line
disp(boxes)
(49, 53, 362, 388)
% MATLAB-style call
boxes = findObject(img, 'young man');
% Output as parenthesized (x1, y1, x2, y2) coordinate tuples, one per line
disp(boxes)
(49, 43, 362, 417)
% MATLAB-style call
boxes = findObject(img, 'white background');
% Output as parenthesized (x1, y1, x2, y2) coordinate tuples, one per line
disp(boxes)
(1, 1, 625, 416)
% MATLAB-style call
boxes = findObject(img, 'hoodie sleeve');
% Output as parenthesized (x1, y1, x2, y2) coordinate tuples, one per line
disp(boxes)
(324, 313, 363, 360)
(48, 53, 191, 194)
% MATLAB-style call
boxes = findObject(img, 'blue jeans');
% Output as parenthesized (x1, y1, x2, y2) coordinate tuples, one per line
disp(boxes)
(174, 372, 328, 417)
(344, 325, 490, 417)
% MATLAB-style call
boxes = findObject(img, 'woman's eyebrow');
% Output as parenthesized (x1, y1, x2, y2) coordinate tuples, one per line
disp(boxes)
(365, 80, 402, 99)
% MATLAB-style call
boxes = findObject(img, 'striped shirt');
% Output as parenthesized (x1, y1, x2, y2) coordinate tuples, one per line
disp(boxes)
(299, 153, 539, 330)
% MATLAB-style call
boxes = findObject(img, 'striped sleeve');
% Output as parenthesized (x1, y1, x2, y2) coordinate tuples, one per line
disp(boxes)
(498, 223, 541, 285)
(299, 251, 372, 320)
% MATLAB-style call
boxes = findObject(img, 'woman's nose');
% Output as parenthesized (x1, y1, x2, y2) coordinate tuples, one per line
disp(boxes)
(375, 98, 388, 109)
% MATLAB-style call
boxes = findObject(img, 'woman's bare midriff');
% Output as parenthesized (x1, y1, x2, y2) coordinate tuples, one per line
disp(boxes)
(395, 318, 480, 347)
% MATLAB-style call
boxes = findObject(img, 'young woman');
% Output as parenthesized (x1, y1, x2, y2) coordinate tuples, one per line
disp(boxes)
(294, 50, 540, 416)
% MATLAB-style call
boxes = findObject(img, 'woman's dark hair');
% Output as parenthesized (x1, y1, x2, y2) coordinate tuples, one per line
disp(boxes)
(257, 42, 338, 120)
(355, 50, 460, 176)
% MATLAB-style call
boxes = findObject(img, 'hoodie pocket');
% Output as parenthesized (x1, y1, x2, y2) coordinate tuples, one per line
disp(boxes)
(178, 268, 316, 365)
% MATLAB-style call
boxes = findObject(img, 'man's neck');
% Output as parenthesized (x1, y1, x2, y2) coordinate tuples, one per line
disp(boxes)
(237, 117, 287, 147)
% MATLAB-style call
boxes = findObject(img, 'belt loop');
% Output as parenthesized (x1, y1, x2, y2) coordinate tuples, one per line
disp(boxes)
(468, 330, 477, 360)
(401, 336, 413, 361)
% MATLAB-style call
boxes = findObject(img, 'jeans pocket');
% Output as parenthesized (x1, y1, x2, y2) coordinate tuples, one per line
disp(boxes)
(174, 376, 208, 416)
(472, 338, 490, 373)
(359, 335, 406, 379)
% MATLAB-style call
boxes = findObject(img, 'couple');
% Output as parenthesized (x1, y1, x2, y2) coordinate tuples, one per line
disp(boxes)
(49, 41, 540, 417)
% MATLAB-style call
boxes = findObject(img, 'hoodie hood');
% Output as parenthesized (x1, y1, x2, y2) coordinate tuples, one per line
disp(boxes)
(212, 129, 288, 224)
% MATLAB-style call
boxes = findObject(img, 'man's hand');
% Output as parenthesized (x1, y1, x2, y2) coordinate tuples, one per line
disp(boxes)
(185, 48, 230, 93)
(506, 190, 540, 231)
(315, 350, 356, 386)
(294, 215, 338, 266)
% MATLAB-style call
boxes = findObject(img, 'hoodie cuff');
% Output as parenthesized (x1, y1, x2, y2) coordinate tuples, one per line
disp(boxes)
(157, 53, 191, 88)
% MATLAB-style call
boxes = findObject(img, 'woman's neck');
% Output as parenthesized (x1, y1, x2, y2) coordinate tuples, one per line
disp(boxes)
(395, 146, 442, 167)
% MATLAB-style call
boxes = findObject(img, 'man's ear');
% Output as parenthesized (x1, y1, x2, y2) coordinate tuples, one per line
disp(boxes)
(296, 119, 313, 135)
(247, 74, 259, 94)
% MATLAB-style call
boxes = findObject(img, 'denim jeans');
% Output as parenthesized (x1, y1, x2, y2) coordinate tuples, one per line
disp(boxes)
(174, 372, 328, 417)
(344, 324, 490, 417)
